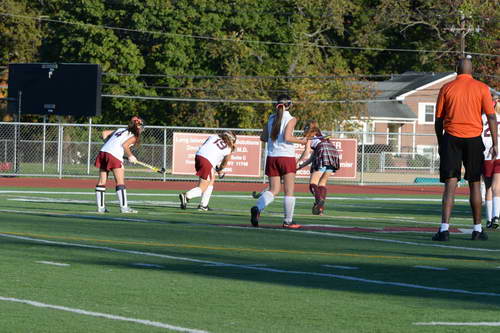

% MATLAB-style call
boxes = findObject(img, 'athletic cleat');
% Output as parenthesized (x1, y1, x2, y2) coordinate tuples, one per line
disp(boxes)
(486, 220, 493, 229)
(120, 207, 138, 214)
(97, 207, 109, 213)
(179, 193, 188, 209)
(312, 200, 325, 215)
(197, 205, 213, 211)
(432, 230, 449, 241)
(492, 217, 499, 229)
(250, 206, 260, 227)
(252, 191, 262, 199)
(471, 230, 488, 240)
(283, 222, 302, 229)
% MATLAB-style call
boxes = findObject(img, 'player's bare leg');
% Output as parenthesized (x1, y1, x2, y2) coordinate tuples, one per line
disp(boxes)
(182, 171, 214, 209)
(199, 176, 216, 211)
(433, 177, 457, 241)
(112, 167, 137, 213)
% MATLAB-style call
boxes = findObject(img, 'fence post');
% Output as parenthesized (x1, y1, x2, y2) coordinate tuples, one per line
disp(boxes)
(360, 132, 365, 185)
(87, 118, 92, 174)
(58, 122, 63, 179)
(163, 127, 167, 182)
(380, 152, 385, 173)
(42, 116, 47, 172)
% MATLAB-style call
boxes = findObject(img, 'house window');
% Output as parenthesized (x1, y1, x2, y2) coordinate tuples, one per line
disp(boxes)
(363, 122, 375, 145)
(418, 103, 436, 124)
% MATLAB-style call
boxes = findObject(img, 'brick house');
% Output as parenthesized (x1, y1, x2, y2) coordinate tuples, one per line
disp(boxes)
(359, 72, 457, 156)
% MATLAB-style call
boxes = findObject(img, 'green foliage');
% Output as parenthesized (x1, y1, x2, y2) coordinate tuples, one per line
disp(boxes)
(0, 0, 42, 64)
(1, 0, 497, 125)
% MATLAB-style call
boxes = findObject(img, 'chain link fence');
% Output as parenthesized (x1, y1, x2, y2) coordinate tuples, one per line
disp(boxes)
(0, 122, 441, 185)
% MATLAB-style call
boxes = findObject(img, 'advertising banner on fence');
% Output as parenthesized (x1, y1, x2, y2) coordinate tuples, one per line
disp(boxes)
(296, 138, 357, 179)
(172, 132, 262, 177)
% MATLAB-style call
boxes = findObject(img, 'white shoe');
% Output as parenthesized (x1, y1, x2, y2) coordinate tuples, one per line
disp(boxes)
(121, 207, 138, 214)
(97, 207, 109, 213)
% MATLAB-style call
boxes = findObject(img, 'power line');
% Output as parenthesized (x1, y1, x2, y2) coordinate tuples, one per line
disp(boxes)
(1, 12, 498, 57)
(102, 94, 397, 104)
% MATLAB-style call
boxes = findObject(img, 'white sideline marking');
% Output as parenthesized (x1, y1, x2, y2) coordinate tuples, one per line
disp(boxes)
(36, 261, 70, 267)
(131, 263, 164, 269)
(414, 322, 500, 326)
(0, 296, 209, 332)
(0, 190, 469, 202)
(323, 264, 359, 270)
(1, 208, 498, 253)
(1, 233, 499, 298)
(414, 266, 448, 271)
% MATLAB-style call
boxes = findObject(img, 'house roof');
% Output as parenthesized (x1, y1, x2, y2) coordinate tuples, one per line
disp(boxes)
(367, 101, 416, 120)
(376, 72, 455, 99)
(364, 71, 455, 121)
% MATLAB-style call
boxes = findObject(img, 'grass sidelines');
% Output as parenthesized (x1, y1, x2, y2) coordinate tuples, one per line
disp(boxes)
(0, 186, 499, 332)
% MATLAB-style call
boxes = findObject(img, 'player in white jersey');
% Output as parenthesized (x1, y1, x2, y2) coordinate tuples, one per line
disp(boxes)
(94, 116, 144, 214)
(250, 95, 308, 229)
(482, 95, 500, 229)
(179, 131, 237, 211)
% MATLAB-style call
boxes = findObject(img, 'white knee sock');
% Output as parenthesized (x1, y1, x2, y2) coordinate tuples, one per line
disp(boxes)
(95, 186, 106, 208)
(283, 196, 296, 224)
(186, 187, 202, 200)
(486, 200, 493, 221)
(493, 197, 500, 218)
(439, 223, 449, 232)
(200, 185, 214, 207)
(116, 185, 127, 208)
(257, 191, 274, 212)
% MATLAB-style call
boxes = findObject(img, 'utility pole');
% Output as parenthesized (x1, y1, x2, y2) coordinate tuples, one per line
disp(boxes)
(446, 11, 480, 59)
(460, 12, 466, 57)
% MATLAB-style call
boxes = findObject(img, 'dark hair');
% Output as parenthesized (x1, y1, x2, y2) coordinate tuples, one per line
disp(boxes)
(128, 116, 144, 144)
(303, 120, 322, 138)
(271, 94, 292, 141)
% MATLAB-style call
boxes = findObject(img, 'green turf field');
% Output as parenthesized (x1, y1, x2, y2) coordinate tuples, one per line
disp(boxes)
(0, 186, 499, 332)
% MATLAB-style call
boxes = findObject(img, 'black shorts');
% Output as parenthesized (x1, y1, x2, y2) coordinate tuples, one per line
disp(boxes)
(439, 133, 484, 183)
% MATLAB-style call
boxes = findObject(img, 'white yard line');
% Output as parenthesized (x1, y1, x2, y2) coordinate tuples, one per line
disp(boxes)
(413, 266, 448, 271)
(36, 261, 70, 267)
(1, 233, 499, 298)
(0, 296, 208, 332)
(131, 263, 164, 269)
(0, 190, 468, 202)
(322, 264, 359, 270)
(414, 322, 500, 326)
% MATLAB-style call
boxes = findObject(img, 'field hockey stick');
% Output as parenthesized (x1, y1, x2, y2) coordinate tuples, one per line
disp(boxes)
(215, 166, 225, 179)
(129, 159, 166, 174)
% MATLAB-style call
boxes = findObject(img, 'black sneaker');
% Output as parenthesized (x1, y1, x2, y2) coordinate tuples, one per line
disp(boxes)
(312, 200, 325, 215)
(492, 217, 499, 230)
(252, 191, 262, 199)
(432, 230, 449, 241)
(250, 206, 260, 227)
(179, 193, 188, 209)
(197, 205, 212, 211)
(486, 220, 493, 229)
(471, 230, 488, 240)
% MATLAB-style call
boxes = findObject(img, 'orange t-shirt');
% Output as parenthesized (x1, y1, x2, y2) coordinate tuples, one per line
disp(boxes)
(435, 74, 495, 138)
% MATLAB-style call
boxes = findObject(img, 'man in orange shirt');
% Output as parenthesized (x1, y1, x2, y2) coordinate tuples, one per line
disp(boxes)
(434, 57, 497, 241)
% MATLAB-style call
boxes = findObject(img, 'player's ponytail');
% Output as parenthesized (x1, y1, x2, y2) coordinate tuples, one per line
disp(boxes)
(270, 95, 292, 141)
(128, 116, 144, 144)
(220, 131, 237, 152)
